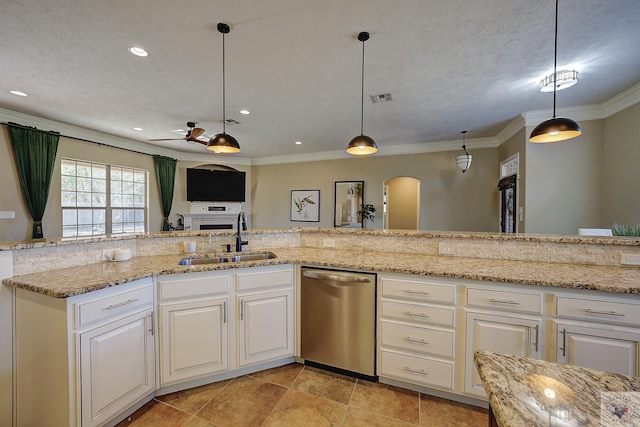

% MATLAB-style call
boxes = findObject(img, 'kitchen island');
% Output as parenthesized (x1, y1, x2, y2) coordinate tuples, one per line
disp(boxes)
(475, 350, 640, 426)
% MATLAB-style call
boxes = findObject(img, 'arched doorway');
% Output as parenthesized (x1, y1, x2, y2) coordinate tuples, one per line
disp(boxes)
(383, 176, 421, 230)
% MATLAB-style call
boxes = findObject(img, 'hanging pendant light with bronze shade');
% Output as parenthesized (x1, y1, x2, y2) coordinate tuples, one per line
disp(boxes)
(529, 0, 581, 143)
(208, 23, 240, 153)
(455, 131, 472, 173)
(346, 31, 377, 155)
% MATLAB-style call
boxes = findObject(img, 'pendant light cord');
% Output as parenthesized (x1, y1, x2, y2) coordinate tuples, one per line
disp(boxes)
(552, 0, 559, 118)
(222, 31, 227, 134)
(360, 37, 365, 136)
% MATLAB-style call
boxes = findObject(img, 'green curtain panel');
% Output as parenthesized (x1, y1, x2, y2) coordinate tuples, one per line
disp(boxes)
(8, 122, 60, 239)
(154, 155, 177, 231)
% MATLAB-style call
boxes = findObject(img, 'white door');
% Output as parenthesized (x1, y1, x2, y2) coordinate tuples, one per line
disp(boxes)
(160, 298, 228, 386)
(465, 312, 540, 396)
(79, 310, 154, 427)
(556, 323, 639, 376)
(238, 289, 293, 366)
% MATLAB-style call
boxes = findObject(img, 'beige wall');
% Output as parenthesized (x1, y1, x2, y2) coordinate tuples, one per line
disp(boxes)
(602, 102, 640, 226)
(525, 119, 605, 235)
(0, 129, 165, 240)
(499, 128, 526, 232)
(251, 148, 501, 232)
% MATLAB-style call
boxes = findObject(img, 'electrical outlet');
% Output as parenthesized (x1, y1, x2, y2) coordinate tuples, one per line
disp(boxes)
(621, 254, 640, 266)
(323, 239, 335, 248)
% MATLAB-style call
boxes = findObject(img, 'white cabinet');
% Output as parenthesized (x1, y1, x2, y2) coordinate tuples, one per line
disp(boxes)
(378, 274, 456, 391)
(79, 310, 154, 427)
(464, 311, 540, 396)
(554, 294, 640, 376)
(236, 267, 294, 366)
(556, 323, 640, 376)
(14, 278, 154, 427)
(157, 272, 230, 386)
(464, 285, 542, 397)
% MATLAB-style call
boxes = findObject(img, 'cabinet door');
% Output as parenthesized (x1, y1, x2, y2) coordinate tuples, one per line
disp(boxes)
(160, 298, 228, 386)
(79, 310, 155, 427)
(556, 323, 639, 376)
(238, 289, 294, 366)
(465, 312, 540, 397)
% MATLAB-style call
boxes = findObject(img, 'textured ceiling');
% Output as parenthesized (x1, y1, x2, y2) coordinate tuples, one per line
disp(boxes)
(1, 0, 639, 160)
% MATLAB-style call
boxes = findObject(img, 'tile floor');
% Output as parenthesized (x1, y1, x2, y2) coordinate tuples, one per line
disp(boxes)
(117, 363, 488, 427)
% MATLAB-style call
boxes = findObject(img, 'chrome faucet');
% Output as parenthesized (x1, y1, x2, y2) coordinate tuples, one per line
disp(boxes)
(236, 211, 248, 251)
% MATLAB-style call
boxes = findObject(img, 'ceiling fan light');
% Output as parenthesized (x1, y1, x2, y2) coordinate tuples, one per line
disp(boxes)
(529, 117, 582, 143)
(346, 135, 377, 155)
(207, 133, 241, 153)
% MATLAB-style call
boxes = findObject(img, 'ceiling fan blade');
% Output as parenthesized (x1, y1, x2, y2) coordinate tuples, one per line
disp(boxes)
(190, 128, 205, 139)
(194, 139, 208, 146)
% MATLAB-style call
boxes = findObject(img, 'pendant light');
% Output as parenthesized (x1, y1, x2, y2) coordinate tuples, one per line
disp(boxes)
(455, 131, 472, 173)
(346, 31, 377, 155)
(208, 23, 240, 153)
(529, 0, 581, 143)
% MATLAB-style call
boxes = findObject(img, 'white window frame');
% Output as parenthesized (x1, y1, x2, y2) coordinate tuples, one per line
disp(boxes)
(61, 158, 148, 238)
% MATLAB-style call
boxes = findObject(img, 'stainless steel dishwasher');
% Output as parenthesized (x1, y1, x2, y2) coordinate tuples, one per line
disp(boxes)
(301, 267, 376, 380)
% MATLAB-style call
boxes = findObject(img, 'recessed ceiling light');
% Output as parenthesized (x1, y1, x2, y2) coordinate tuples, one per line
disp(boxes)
(295, 141, 302, 145)
(128, 46, 148, 57)
(10, 90, 27, 97)
(239, 109, 250, 115)
(133, 127, 143, 131)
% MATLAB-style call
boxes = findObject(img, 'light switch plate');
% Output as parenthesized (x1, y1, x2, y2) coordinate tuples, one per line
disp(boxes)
(0, 211, 15, 219)
(621, 254, 640, 266)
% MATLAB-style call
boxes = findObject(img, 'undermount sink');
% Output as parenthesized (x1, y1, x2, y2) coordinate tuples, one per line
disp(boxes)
(178, 252, 277, 266)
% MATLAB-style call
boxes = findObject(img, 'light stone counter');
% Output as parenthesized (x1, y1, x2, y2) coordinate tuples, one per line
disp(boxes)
(4, 247, 640, 298)
(474, 350, 640, 426)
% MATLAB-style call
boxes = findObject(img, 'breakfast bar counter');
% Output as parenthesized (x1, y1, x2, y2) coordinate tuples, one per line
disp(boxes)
(474, 350, 640, 426)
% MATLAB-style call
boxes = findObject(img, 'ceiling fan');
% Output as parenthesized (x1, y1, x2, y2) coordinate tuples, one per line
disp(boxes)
(149, 121, 208, 145)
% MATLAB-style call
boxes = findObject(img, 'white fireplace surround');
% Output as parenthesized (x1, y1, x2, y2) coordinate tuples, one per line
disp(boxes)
(181, 202, 247, 231)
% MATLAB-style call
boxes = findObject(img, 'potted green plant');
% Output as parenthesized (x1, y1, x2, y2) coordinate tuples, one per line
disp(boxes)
(611, 223, 640, 236)
(357, 203, 376, 229)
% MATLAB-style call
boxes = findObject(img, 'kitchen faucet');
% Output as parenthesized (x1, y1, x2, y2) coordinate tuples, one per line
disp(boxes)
(236, 211, 248, 251)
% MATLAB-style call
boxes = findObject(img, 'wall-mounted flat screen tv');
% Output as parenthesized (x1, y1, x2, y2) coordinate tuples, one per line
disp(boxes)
(186, 168, 246, 202)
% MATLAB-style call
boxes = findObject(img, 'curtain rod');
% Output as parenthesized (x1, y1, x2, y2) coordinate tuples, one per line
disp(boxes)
(1, 121, 171, 159)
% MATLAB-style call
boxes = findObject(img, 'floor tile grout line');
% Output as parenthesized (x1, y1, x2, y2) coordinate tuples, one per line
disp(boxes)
(190, 376, 238, 422)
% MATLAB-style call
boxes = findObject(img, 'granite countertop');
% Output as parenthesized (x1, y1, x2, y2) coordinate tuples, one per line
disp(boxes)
(474, 350, 640, 426)
(4, 247, 640, 298)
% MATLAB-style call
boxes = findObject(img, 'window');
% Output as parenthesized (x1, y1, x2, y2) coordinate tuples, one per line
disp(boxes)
(61, 159, 147, 238)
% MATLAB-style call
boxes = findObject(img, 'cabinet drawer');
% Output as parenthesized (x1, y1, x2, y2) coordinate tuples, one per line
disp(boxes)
(379, 349, 454, 390)
(158, 274, 229, 300)
(75, 280, 153, 328)
(237, 268, 292, 291)
(381, 277, 455, 304)
(467, 288, 541, 314)
(556, 297, 640, 326)
(380, 320, 454, 358)
(381, 300, 455, 327)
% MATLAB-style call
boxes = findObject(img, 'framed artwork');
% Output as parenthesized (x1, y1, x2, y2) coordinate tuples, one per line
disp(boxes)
(291, 190, 320, 222)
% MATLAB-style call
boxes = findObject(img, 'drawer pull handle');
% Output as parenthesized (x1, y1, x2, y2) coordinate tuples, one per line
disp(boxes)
(404, 289, 430, 296)
(559, 328, 567, 357)
(404, 311, 429, 318)
(488, 298, 520, 305)
(403, 366, 429, 376)
(584, 308, 626, 317)
(104, 298, 138, 310)
(404, 336, 429, 345)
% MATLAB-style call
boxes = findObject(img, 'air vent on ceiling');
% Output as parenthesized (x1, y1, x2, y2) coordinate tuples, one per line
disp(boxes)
(370, 92, 394, 104)
(225, 119, 240, 125)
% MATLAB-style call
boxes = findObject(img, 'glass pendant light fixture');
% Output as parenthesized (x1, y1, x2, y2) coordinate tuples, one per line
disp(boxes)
(530, 0, 581, 143)
(455, 130, 472, 173)
(208, 23, 240, 153)
(346, 31, 377, 155)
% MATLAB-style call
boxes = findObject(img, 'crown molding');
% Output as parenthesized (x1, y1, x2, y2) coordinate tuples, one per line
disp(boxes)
(603, 81, 640, 117)
(496, 115, 526, 145)
(521, 104, 606, 127)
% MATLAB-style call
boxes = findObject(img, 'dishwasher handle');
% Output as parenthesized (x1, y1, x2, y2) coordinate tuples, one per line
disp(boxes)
(302, 270, 371, 283)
